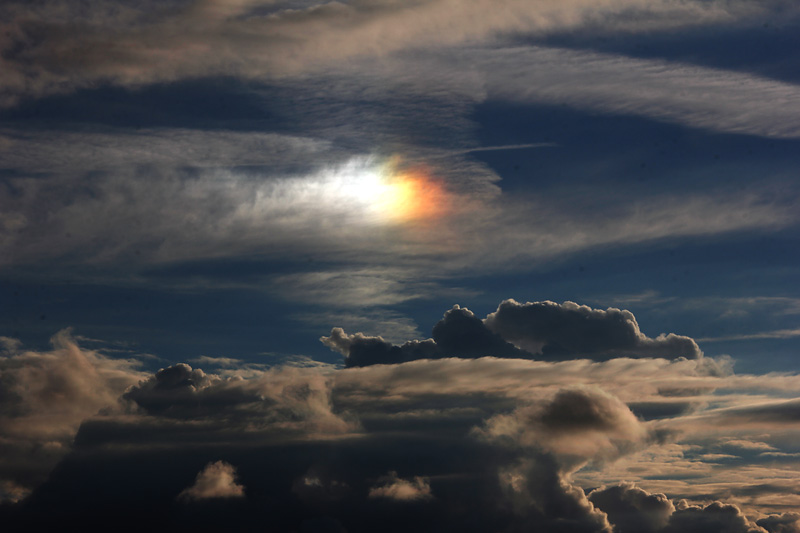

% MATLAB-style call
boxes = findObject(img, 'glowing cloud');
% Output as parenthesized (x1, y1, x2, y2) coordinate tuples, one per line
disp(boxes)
(335, 157, 449, 224)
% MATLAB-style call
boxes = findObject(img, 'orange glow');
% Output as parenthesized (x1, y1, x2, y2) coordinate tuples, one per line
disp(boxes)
(378, 163, 449, 223)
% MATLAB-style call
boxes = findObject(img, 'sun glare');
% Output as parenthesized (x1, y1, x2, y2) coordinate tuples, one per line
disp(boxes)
(366, 159, 448, 223)
(320, 156, 449, 225)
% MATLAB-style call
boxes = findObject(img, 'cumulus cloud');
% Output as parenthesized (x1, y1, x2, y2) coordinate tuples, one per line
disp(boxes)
(177, 460, 245, 501)
(588, 482, 675, 533)
(0, 330, 145, 502)
(485, 299, 702, 360)
(368, 471, 433, 502)
(664, 500, 766, 533)
(589, 483, 781, 533)
(120, 362, 355, 436)
(2, 329, 800, 530)
(323, 299, 701, 366)
(758, 513, 800, 533)
(476, 387, 650, 465)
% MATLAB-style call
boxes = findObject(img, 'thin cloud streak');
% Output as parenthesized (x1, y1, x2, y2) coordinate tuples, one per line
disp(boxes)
(697, 329, 800, 342)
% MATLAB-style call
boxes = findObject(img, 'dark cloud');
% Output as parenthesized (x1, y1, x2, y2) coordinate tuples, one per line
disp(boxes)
(321, 328, 440, 368)
(431, 305, 530, 359)
(0, 330, 144, 502)
(588, 482, 674, 533)
(758, 513, 800, 533)
(589, 484, 776, 533)
(2, 336, 799, 532)
(323, 300, 699, 367)
(322, 305, 528, 367)
(663, 500, 766, 533)
(484, 300, 702, 360)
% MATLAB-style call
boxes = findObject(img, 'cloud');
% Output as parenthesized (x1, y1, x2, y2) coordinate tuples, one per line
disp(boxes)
(758, 513, 800, 533)
(698, 329, 800, 342)
(663, 500, 766, 533)
(589, 482, 675, 533)
(475, 387, 650, 465)
(120, 362, 355, 436)
(368, 471, 433, 502)
(2, 0, 793, 106)
(2, 328, 800, 529)
(0, 330, 145, 502)
(589, 483, 775, 533)
(321, 304, 529, 367)
(323, 300, 701, 366)
(485, 299, 702, 359)
(177, 460, 245, 501)
(480, 45, 800, 139)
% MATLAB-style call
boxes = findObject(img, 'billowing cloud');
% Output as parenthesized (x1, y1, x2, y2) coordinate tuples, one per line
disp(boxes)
(0, 330, 145, 502)
(120, 362, 356, 436)
(758, 513, 800, 533)
(476, 387, 650, 467)
(177, 460, 245, 501)
(589, 482, 675, 533)
(1, 328, 799, 530)
(323, 300, 701, 366)
(485, 299, 702, 360)
(663, 500, 766, 533)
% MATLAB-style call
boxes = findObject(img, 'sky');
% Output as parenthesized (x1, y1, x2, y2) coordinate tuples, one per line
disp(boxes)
(1, 0, 800, 531)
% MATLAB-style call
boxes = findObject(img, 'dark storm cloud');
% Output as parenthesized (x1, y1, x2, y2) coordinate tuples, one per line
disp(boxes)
(323, 300, 701, 367)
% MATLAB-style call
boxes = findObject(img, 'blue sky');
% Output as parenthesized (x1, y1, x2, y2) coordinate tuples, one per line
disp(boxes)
(1, 1, 800, 531)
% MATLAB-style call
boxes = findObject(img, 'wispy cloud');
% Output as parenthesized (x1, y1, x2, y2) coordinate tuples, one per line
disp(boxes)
(698, 328, 800, 343)
(2, 0, 792, 105)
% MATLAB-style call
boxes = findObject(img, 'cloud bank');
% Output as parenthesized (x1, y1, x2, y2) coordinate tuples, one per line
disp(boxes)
(1, 320, 800, 531)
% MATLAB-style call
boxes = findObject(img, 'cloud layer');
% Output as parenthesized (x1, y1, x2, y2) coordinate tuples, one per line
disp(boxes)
(2, 304, 798, 530)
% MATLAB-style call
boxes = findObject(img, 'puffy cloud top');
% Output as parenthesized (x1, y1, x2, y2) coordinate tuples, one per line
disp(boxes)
(485, 299, 702, 360)
(368, 472, 433, 502)
(323, 299, 701, 367)
(177, 461, 245, 501)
